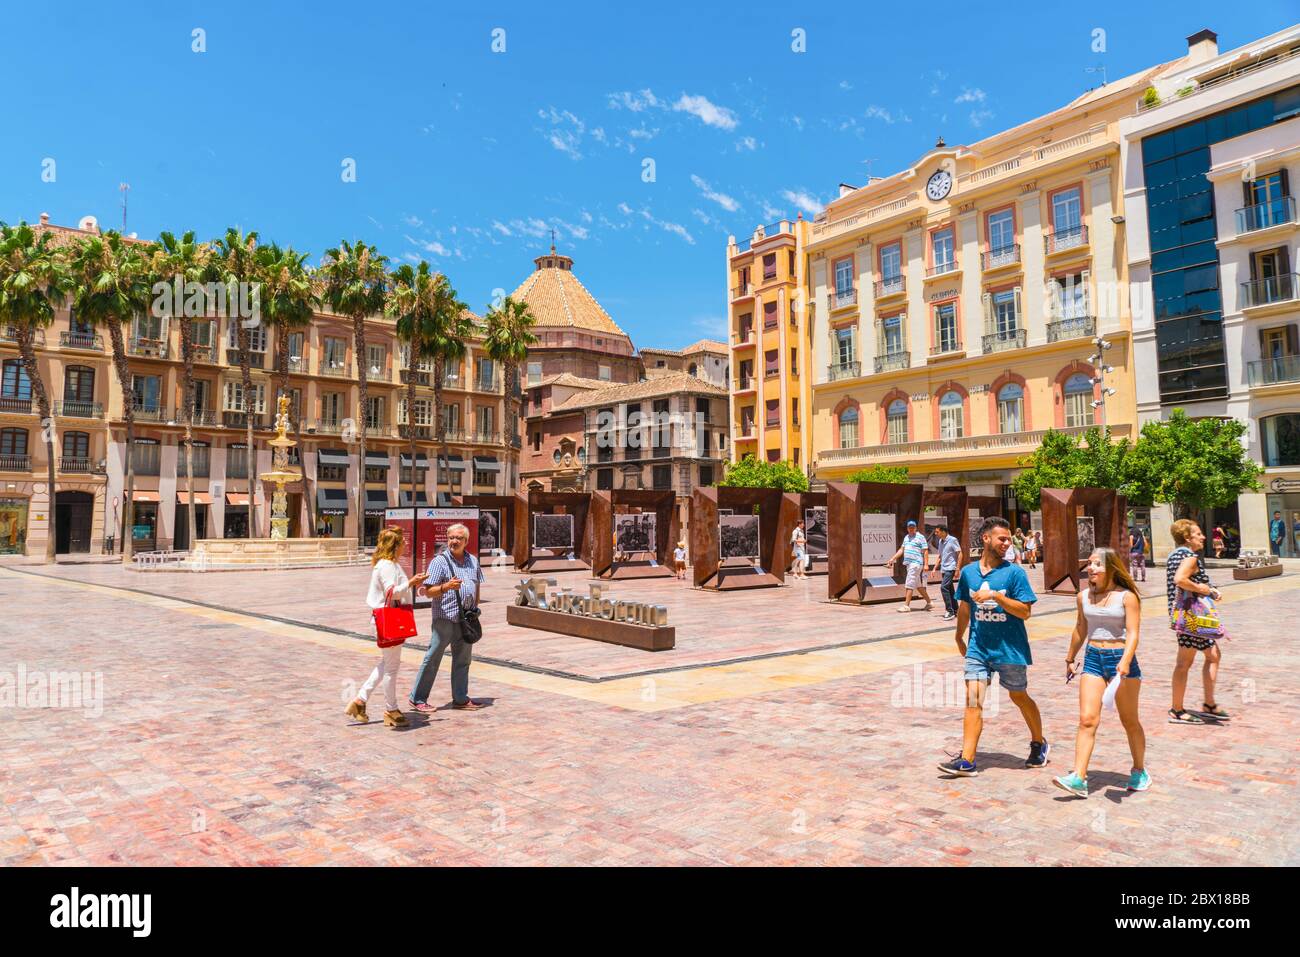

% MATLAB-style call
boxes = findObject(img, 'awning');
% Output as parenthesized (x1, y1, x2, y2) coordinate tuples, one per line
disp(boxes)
(177, 491, 212, 506)
(317, 487, 349, 516)
(399, 453, 429, 468)
(398, 490, 430, 506)
(472, 456, 502, 471)
(438, 453, 465, 471)
(316, 449, 350, 467)
(131, 490, 160, 503)
(364, 489, 391, 516)
(225, 493, 251, 507)
(364, 452, 390, 468)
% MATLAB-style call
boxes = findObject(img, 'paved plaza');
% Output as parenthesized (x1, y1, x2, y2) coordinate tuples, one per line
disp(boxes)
(1, 558, 1297, 866)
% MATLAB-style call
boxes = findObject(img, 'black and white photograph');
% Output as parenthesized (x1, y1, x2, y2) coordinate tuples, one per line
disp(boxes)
(615, 513, 656, 554)
(1076, 515, 1096, 561)
(478, 508, 501, 553)
(804, 507, 828, 556)
(719, 514, 760, 560)
(533, 512, 575, 550)
(968, 515, 985, 556)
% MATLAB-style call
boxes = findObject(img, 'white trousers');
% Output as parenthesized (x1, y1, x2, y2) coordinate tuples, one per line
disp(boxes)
(358, 645, 403, 711)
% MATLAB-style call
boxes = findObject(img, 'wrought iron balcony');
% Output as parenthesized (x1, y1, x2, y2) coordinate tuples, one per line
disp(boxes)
(1047, 314, 1096, 342)
(399, 368, 429, 385)
(284, 356, 309, 373)
(981, 244, 1021, 271)
(0, 396, 33, 414)
(474, 376, 498, 393)
(833, 288, 858, 310)
(193, 343, 219, 364)
(734, 376, 755, 391)
(1241, 273, 1299, 308)
(130, 338, 169, 359)
(59, 331, 104, 351)
(930, 337, 961, 357)
(54, 399, 103, 418)
(873, 277, 905, 299)
(732, 329, 755, 345)
(225, 348, 268, 367)
(399, 423, 431, 440)
(134, 404, 167, 422)
(983, 328, 1026, 354)
(1044, 225, 1088, 255)
(827, 361, 861, 382)
(1247, 355, 1300, 387)
(59, 457, 92, 473)
(731, 284, 753, 300)
(1236, 196, 1296, 234)
(222, 410, 265, 429)
(874, 351, 910, 373)
(925, 260, 958, 278)
(320, 361, 353, 378)
(1, 327, 44, 345)
(0, 454, 30, 471)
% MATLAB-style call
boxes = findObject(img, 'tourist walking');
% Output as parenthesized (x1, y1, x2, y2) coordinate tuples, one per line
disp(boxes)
(409, 523, 486, 713)
(888, 519, 932, 612)
(673, 540, 688, 579)
(1211, 525, 1226, 558)
(1270, 510, 1285, 557)
(932, 523, 962, 622)
(346, 527, 428, 728)
(790, 520, 809, 580)
(937, 516, 1048, 777)
(1053, 547, 1149, 798)
(1167, 520, 1228, 724)
(1128, 523, 1147, 582)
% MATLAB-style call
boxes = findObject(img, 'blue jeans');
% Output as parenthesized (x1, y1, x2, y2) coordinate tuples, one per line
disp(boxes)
(1083, 645, 1141, 681)
(409, 618, 473, 706)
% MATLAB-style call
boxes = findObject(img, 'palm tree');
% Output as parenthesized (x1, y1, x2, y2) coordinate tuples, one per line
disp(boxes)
(214, 228, 260, 540)
(484, 295, 538, 491)
(149, 231, 211, 551)
(429, 288, 473, 504)
(387, 262, 432, 505)
(256, 242, 316, 535)
(66, 231, 153, 562)
(319, 240, 388, 544)
(0, 222, 72, 563)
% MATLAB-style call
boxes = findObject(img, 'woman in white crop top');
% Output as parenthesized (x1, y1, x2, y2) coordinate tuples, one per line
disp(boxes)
(1054, 547, 1150, 799)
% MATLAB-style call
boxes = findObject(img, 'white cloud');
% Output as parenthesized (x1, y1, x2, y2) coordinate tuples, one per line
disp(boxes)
(538, 106, 588, 160)
(658, 220, 696, 244)
(617, 202, 634, 215)
(735, 136, 757, 152)
(839, 80, 853, 90)
(691, 208, 714, 225)
(403, 214, 423, 228)
(405, 235, 449, 257)
(673, 93, 739, 131)
(781, 189, 824, 216)
(955, 87, 986, 104)
(969, 108, 995, 128)
(864, 105, 896, 124)
(491, 221, 512, 236)
(628, 125, 658, 140)
(691, 174, 740, 212)
(761, 200, 784, 221)
(607, 89, 662, 112)
(790, 115, 804, 131)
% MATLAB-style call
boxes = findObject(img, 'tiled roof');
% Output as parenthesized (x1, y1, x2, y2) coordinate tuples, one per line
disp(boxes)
(550, 372, 726, 412)
(508, 251, 628, 337)
(682, 339, 727, 354)
(533, 372, 609, 390)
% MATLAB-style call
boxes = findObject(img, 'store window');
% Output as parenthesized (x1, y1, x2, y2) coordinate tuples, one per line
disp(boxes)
(0, 497, 28, 555)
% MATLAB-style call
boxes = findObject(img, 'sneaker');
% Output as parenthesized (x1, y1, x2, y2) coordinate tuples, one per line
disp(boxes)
(1126, 768, 1151, 792)
(1053, 772, 1089, 798)
(408, 702, 436, 714)
(942, 612, 956, 621)
(1026, 739, 1051, 768)
(937, 756, 978, 777)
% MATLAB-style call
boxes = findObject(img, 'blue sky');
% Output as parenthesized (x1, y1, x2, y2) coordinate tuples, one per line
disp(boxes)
(2, 2, 1295, 349)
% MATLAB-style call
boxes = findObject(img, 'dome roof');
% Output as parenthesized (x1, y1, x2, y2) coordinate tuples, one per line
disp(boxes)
(508, 247, 629, 339)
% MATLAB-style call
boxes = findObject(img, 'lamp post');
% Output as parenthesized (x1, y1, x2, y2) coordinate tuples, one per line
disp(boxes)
(1087, 335, 1118, 429)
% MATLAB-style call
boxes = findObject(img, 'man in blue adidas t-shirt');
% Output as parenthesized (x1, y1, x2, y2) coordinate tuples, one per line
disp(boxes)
(937, 515, 1048, 778)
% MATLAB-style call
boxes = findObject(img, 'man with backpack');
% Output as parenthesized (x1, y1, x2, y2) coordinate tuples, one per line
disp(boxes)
(1129, 524, 1147, 582)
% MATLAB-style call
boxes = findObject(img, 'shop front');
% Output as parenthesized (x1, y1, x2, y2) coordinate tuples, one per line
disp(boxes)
(224, 492, 250, 538)
(364, 488, 390, 545)
(0, 496, 29, 555)
(316, 486, 348, 538)
(1264, 476, 1300, 558)
(174, 491, 212, 551)
(131, 490, 160, 551)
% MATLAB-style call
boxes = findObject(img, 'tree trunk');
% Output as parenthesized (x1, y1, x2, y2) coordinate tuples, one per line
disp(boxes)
(238, 324, 255, 540)
(353, 316, 368, 548)
(433, 355, 445, 506)
(180, 316, 197, 551)
(104, 320, 136, 561)
(407, 368, 418, 505)
(505, 358, 519, 491)
(16, 330, 56, 563)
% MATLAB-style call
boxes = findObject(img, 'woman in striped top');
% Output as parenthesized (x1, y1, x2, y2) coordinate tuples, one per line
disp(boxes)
(1165, 519, 1228, 724)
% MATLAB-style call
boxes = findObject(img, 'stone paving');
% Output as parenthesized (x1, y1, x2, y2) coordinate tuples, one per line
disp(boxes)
(1, 559, 1297, 866)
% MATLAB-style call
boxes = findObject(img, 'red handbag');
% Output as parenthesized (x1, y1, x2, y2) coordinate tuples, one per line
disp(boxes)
(373, 587, 417, 648)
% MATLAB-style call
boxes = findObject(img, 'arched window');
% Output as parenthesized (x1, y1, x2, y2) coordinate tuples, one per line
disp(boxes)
(886, 399, 908, 444)
(838, 407, 859, 449)
(0, 427, 28, 457)
(997, 382, 1024, 433)
(2, 359, 31, 400)
(64, 365, 95, 401)
(62, 431, 90, 460)
(939, 391, 964, 440)
(688, 362, 697, 376)
(1063, 373, 1093, 428)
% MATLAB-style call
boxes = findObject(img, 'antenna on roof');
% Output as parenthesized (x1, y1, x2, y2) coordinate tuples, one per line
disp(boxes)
(550, 227, 556, 255)
(1085, 64, 1108, 86)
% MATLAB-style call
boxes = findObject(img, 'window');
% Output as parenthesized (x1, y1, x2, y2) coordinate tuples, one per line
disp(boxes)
(887, 399, 907, 444)
(934, 302, 958, 353)
(286, 332, 305, 362)
(763, 300, 778, 329)
(476, 405, 494, 436)
(132, 375, 162, 412)
(765, 399, 780, 427)
(323, 337, 347, 370)
(989, 289, 1020, 340)
(442, 402, 460, 432)
(696, 396, 710, 422)
(1056, 273, 1089, 318)
(226, 319, 266, 353)
(879, 242, 902, 287)
(366, 344, 386, 377)
(1051, 186, 1083, 241)
(766, 449, 780, 463)
(652, 464, 672, 490)
(997, 383, 1024, 433)
(62, 431, 90, 460)
(133, 312, 164, 343)
(765, 349, 779, 377)
(186, 440, 211, 477)
(835, 327, 854, 365)
(1063, 373, 1093, 428)
(365, 396, 384, 430)
(598, 364, 611, 381)
(939, 391, 964, 440)
(838, 407, 858, 449)
(532, 431, 542, 453)
(63, 366, 95, 402)
(987, 208, 1015, 255)
(477, 357, 495, 388)
(740, 407, 755, 435)
(223, 380, 265, 413)
(931, 227, 955, 273)
(596, 468, 613, 490)
(322, 392, 343, 424)
(2, 359, 31, 399)
(473, 469, 494, 487)
(132, 438, 161, 476)
(880, 313, 904, 356)
(763, 253, 777, 281)
(791, 398, 799, 427)
(0, 428, 28, 456)
(1261, 413, 1300, 467)
(687, 362, 696, 376)
(699, 465, 714, 487)
(834, 257, 854, 298)
(737, 313, 753, 339)
(527, 361, 542, 384)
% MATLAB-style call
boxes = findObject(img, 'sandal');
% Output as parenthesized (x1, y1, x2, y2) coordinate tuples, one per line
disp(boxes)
(1201, 703, 1231, 720)
(1168, 708, 1204, 724)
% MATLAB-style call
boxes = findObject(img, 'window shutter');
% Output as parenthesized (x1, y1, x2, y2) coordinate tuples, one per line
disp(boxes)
(1244, 178, 1255, 207)
(1287, 324, 1299, 356)
(1012, 287, 1023, 328)
(1281, 245, 1292, 276)
(982, 292, 993, 332)
(1047, 277, 1062, 320)
(1280, 169, 1291, 199)
(1080, 269, 1092, 315)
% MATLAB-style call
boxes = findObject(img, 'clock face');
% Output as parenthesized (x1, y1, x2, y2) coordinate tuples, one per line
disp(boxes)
(926, 169, 953, 201)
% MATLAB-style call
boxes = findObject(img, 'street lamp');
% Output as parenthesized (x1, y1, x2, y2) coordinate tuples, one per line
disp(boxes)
(1086, 335, 1117, 429)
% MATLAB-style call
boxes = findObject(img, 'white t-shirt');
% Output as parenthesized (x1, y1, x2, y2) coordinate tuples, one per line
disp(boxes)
(367, 558, 413, 609)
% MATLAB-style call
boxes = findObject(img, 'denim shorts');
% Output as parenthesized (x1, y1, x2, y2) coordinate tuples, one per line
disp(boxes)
(1083, 645, 1141, 681)
(964, 655, 1028, 691)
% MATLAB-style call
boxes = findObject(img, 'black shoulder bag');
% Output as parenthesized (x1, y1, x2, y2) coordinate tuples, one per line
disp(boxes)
(441, 552, 483, 645)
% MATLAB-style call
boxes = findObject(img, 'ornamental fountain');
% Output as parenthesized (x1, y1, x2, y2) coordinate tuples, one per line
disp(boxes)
(260, 393, 301, 540)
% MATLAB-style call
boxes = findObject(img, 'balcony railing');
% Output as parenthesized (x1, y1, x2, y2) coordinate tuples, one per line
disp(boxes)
(873, 277, 905, 299)
(0, 454, 30, 471)
(930, 333, 961, 356)
(188, 409, 218, 427)
(874, 351, 910, 373)
(1, 327, 44, 345)
(1045, 225, 1088, 255)
(1047, 314, 1096, 342)
(225, 348, 268, 367)
(193, 343, 219, 364)
(1247, 355, 1300, 387)
(983, 328, 1026, 354)
(474, 376, 498, 393)
(284, 356, 309, 373)
(731, 329, 754, 345)
(981, 245, 1021, 271)
(59, 457, 92, 473)
(473, 430, 502, 444)
(0, 396, 33, 414)
(54, 399, 103, 418)
(400, 368, 429, 385)
(1241, 273, 1299, 308)
(833, 288, 858, 310)
(827, 361, 861, 382)
(223, 410, 266, 429)
(133, 405, 167, 422)
(320, 361, 353, 378)
(399, 423, 431, 440)
(735, 376, 755, 391)
(823, 422, 1132, 463)
(130, 338, 169, 359)
(311, 419, 344, 435)
(731, 285, 753, 299)
(59, 331, 104, 351)
(926, 260, 958, 279)
(1236, 196, 1296, 234)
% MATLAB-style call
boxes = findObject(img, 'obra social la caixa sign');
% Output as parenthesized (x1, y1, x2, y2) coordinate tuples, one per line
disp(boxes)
(514, 577, 668, 627)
